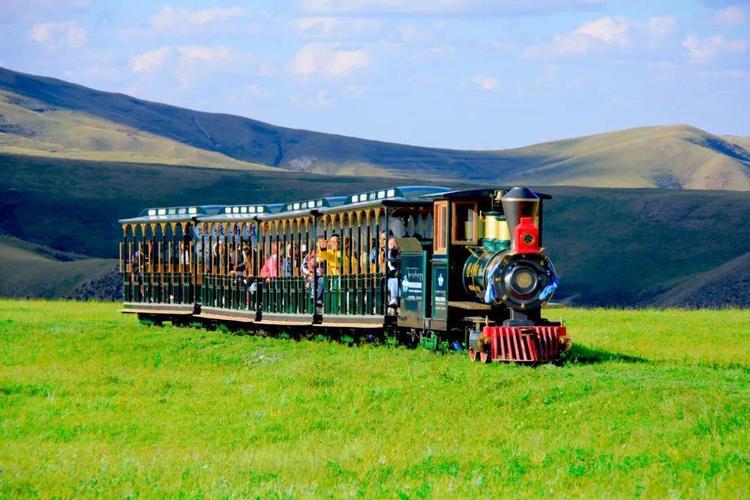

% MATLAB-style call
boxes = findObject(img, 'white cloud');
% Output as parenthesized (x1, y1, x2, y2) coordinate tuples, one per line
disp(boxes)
(297, 0, 605, 16)
(291, 42, 368, 78)
(227, 83, 271, 104)
(27, 21, 86, 47)
(570, 74, 588, 89)
(289, 89, 336, 106)
(297, 16, 340, 36)
(343, 84, 367, 96)
(176, 46, 234, 62)
(294, 16, 380, 39)
(316, 89, 332, 105)
(472, 74, 497, 91)
(714, 6, 746, 27)
(574, 16, 629, 45)
(696, 69, 746, 79)
(258, 62, 275, 76)
(523, 16, 629, 58)
(174, 46, 250, 88)
(492, 41, 515, 51)
(129, 45, 249, 85)
(646, 16, 676, 37)
(542, 64, 559, 83)
(523, 15, 676, 59)
(246, 84, 264, 95)
(427, 45, 456, 56)
(683, 34, 746, 64)
(130, 46, 171, 73)
(151, 5, 243, 29)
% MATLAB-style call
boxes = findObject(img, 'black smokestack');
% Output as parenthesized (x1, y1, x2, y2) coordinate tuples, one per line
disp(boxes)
(501, 187, 540, 249)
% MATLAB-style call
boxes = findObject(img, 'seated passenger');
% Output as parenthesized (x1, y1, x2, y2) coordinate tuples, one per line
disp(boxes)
(300, 244, 313, 284)
(259, 242, 278, 279)
(317, 234, 341, 276)
(342, 236, 359, 274)
(318, 234, 358, 275)
(314, 237, 328, 306)
(370, 230, 393, 274)
(281, 243, 294, 277)
(386, 237, 401, 314)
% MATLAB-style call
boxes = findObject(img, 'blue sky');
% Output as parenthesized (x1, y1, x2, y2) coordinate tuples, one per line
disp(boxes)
(0, 0, 748, 149)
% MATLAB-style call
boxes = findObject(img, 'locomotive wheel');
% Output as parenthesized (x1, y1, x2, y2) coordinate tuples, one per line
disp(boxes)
(480, 351, 491, 363)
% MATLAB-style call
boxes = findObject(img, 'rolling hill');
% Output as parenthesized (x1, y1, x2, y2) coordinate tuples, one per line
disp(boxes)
(1, 153, 749, 306)
(643, 251, 750, 308)
(1, 66, 749, 190)
(1, 65, 749, 305)
(0, 235, 114, 298)
(0, 89, 274, 171)
(504, 125, 750, 190)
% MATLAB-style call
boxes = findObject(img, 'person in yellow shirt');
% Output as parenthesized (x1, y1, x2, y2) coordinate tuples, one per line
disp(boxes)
(317, 234, 358, 276)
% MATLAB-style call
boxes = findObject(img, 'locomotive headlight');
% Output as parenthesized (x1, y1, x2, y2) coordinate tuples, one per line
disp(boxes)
(506, 266, 538, 296)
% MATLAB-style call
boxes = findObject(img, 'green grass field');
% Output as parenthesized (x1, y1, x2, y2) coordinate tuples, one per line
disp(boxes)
(1, 301, 749, 497)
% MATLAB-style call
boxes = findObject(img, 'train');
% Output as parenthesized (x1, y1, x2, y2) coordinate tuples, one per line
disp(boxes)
(118, 185, 570, 363)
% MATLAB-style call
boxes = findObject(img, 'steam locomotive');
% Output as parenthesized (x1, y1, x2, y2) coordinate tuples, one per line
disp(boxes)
(118, 186, 569, 363)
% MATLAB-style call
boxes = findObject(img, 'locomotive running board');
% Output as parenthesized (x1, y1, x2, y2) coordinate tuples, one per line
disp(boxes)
(257, 313, 311, 326)
(195, 306, 256, 323)
(447, 301, 491, 311)
(120, 302, 195, 315)
(314, 315, 384, 329)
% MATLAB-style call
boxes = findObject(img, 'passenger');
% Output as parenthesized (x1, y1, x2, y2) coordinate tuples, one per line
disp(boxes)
(318, 233, 357, 275)
(386, 237, 401, 314)
(318, 233, 341, 276)
(368, 237, 378, 273)
(230, 243, 252, 279)
(133, 242, 147, 298)
(146, 241, 154, 272)
(212, 242, 227, 274)
(247, 243, 259, 300)
(281, 243, 294, 277)
(314, 236, 328, 306)
(179, 235, 191, 270)
(342, 236, 359, 274)
(259, 242, 278, 279)
(370, 230, 392, 273)
(300, 244, 312, 283)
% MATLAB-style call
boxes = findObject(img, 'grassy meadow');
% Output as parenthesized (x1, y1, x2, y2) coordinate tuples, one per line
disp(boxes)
(0, 301, 749, 497)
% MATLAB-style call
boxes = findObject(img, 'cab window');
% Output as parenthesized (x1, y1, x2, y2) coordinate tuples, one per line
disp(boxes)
(433, 201, 448, 254)
(451, 201, 478, 245)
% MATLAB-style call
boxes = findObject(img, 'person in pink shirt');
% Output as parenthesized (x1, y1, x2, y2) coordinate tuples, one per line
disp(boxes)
(259, 242, 278, 279)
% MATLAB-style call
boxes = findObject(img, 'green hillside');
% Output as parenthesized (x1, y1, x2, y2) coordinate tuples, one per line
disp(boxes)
(542, 187, 750, 306)
(0, 236, 113, 298)
(0, 89, 274, 171)
(723, 135, 750, 150)
(643, 251, 750, 308)
(506, 125, 750, 191)
(1, 302, 749, 497)
(0, 153, 404, 257)
(1, 66, 748, 190)
(1, 153, 749, 306)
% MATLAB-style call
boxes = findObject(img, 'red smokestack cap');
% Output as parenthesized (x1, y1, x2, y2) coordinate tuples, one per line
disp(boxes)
(514, 217, 539, 254)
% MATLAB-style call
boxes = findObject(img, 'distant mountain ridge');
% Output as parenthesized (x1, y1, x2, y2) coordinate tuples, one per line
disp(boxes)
(0, 66, 749, 190)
